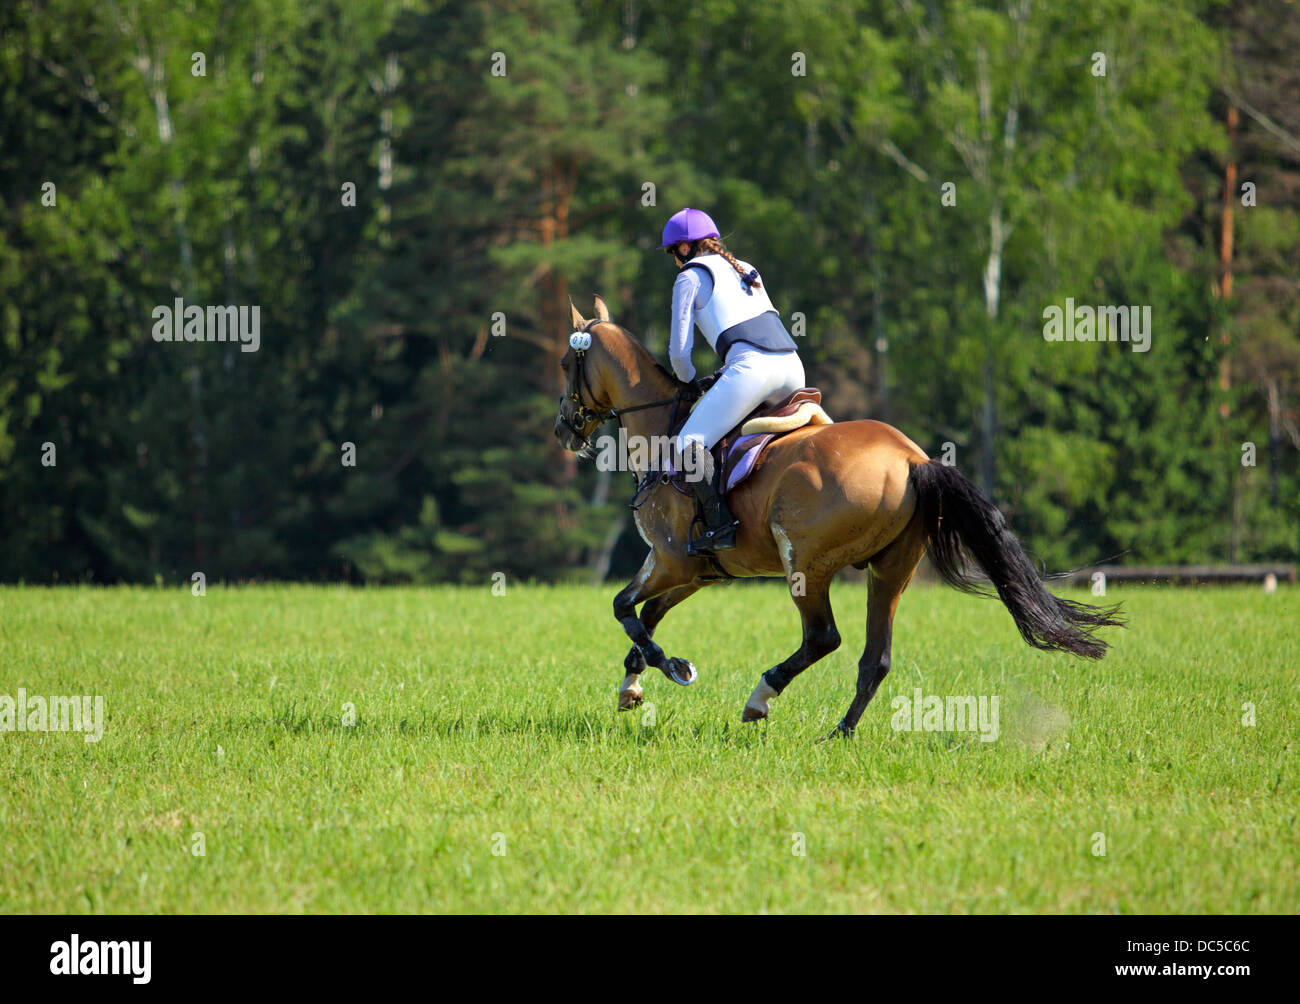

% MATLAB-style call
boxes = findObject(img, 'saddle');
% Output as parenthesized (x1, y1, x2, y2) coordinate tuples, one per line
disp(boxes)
(672, 388, 833, 496)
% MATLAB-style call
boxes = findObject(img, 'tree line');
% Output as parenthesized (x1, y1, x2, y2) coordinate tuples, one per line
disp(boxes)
(1, 0, 1296, 585)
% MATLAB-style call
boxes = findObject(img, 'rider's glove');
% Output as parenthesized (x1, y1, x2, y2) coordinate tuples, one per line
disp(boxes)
(694, 372, 720, 395)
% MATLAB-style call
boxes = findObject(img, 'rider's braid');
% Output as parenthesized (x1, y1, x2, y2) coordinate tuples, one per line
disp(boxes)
(697, 236, 762, 289)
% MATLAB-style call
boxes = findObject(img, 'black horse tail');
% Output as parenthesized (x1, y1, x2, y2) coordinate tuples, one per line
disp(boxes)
(909, 459, 1124, 659)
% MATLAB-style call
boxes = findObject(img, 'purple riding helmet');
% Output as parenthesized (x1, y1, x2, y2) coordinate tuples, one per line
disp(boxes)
(660, 207, 720, 247)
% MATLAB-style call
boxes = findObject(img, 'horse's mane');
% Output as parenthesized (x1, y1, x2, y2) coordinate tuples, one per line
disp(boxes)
(590, 320, 681, 388)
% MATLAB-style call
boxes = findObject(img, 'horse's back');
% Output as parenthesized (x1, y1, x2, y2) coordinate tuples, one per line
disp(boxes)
(825, 419, 928, 462)
(764, 418, 928, 469)
(726, 419, 927, 577)
(748, 418, 925, 519)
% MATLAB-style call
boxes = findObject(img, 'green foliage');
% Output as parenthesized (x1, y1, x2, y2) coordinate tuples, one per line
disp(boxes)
(0, 0, 1295, 583)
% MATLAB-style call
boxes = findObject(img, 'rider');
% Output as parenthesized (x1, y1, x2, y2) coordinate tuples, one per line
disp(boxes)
(661, 207, 805, 555)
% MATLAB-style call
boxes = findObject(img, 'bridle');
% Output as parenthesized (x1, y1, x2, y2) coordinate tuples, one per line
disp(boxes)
(558, 319, 719, 566)
(559, 319, 684, 443)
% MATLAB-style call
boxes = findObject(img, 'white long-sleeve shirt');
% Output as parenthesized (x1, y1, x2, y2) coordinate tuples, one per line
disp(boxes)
(668, 266, 714, 383)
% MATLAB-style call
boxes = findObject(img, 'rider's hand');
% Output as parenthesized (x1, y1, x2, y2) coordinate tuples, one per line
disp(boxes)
(695, 372, 720, 395)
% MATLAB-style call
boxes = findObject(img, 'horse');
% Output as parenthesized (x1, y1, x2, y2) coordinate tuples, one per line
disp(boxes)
(553, 297, 1123, 740)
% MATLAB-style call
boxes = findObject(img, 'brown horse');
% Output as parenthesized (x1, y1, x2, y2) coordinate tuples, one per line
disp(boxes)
(553, 298, 1122, 739)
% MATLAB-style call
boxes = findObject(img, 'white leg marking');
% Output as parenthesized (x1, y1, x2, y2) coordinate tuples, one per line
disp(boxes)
(772, 523, 797, 578)
(618, 674, 644, 710)
(632, 553, 655, 590)
(744, 677, 779, 718)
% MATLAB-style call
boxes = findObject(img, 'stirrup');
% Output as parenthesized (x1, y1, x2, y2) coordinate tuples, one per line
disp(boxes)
(686, 517, 739, 556)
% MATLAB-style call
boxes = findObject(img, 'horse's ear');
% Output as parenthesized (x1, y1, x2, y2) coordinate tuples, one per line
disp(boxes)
(592, 294, 611, 322)
(569, 297, 585, 331)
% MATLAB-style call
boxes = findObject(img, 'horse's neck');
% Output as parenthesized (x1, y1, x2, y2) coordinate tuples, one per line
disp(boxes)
(618, 395, 677, 452)
(602, 333, 681, 461)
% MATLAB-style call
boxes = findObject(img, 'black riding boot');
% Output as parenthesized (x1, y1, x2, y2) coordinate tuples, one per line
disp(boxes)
(687, 469, 740, 556)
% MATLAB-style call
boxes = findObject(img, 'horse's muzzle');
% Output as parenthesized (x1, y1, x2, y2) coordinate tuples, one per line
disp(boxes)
(554, 416, 585, 454)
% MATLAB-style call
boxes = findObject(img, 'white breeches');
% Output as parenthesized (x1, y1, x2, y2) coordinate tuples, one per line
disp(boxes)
(675, 347, 806, 454)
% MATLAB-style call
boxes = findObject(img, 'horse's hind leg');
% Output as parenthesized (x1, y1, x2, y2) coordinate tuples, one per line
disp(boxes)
(830, 514, 928, 739)
(619, 583, 700, 709)
(741, 572, 840, 722)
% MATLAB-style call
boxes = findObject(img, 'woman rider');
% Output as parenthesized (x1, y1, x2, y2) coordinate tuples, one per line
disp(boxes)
(661, 207, 806, 556)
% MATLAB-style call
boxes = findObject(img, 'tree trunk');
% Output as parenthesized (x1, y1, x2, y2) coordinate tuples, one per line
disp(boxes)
(979, 198, 1005, 498)
(588, 465, 624, 585)
(1217, 104, 1237, 419)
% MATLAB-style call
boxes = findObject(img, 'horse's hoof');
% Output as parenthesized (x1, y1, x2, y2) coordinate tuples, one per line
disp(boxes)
(817, 722, 854, 743)
(618, 675, 644, 710)
(742, 675, 778, 722)
(662, 658, 697, 686)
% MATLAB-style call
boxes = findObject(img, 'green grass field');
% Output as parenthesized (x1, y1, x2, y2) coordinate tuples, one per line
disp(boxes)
(0, 582, 1295, 913)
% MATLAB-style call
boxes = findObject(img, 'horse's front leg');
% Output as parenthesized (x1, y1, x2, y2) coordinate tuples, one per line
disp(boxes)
(614, 551, 697, 705)
(619, 582, 701, 709)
